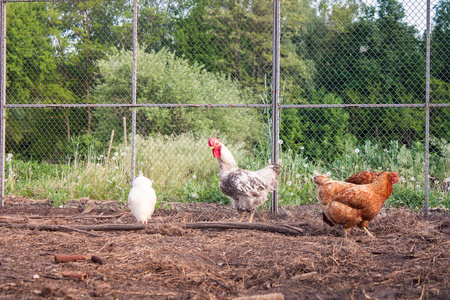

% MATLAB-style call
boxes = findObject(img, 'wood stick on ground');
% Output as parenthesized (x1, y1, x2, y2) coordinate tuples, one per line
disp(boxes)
(54, 254, 86, 263)
(233, 293, 285, 300)
(61, 272, 88, 281)
(0, 221, 305, 236)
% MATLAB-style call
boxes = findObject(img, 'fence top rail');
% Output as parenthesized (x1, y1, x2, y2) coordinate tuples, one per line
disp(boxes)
(4, 103, 450, 109)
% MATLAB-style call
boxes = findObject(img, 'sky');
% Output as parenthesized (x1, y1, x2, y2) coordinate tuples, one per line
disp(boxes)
(363, 0, 441, 35)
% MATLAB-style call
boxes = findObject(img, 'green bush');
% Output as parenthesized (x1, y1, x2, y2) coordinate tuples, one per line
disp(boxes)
(91, 47, 262, 145)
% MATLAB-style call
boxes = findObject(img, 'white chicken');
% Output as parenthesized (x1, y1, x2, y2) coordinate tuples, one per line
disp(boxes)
(208, 137, 281, 223)
(128, 171, 157, 224)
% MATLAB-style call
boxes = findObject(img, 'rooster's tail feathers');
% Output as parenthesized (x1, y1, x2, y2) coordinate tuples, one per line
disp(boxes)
(271, 163, 281, 175)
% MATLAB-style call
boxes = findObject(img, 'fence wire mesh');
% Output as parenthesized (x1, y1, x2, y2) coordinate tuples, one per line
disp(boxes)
(1, 0, 449, 210)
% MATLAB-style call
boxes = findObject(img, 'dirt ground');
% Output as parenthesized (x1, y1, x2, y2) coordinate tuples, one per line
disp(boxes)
(0, 196, 449, 300)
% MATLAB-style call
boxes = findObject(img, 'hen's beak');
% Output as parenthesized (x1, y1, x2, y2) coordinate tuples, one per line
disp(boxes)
(210, 146, 215, 150)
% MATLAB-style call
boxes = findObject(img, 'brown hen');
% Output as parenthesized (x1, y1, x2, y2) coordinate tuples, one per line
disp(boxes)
(314, 171, 399, 238)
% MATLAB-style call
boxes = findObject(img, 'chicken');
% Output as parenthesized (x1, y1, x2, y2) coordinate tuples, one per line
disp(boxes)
(128, 171, 157, 224)
(322, 171, 384, 226)
(208, 137, 281, 223)
(345, 171, 383, 185)
(314, 171, 399, 238)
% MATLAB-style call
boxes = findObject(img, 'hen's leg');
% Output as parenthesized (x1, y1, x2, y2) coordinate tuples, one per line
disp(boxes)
(247, 212, 255, 223)
(363, 227, 375, 238)
(344, 228, 348, 238)
(238, 211, 246, 222)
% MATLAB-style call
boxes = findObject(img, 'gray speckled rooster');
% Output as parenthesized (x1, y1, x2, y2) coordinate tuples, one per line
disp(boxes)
(208, 137, 280, 223)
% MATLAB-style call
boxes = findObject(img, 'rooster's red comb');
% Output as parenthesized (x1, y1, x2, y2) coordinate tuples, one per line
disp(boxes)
(208, 137, 220, 147)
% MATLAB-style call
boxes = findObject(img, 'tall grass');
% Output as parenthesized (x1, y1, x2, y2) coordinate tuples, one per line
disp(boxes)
(4, 134, 450, 210)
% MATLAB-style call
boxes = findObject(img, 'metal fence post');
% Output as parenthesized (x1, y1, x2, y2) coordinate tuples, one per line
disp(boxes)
(271, 0, 280, 214)
(424, 0, 431, 215)
(0, 0, 6, 207)
(131, 0, 138, 183)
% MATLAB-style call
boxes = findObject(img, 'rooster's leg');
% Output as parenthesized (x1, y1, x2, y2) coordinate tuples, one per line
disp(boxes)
(363, 227, 375, 238)
(344, 228, 348, 238)
(247, 212, 255, 223)
(238, 211, 246, 222)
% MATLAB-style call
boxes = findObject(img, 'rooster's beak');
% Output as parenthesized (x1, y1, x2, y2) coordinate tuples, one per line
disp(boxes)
(210, 146, 215, 150)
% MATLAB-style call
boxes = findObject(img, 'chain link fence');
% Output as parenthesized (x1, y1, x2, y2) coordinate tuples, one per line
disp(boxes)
(1, 0, 449, 211)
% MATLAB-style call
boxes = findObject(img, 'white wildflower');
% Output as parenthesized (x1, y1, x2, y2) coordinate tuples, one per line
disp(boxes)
(411, 177, 416, 182)
(296, 174, 301, 179)
(114, 152, 118, 157)
(313, 170, 319, 176)
(286, 181, 292, 186)
(360, 45, 369, 53)
(326, 172, 331, 176)
(112, 156, 116, 160)
(444, 177, 450, 183)
(355, 148, 360, 154)
(7, 153, 13, 159)
(246, 165, 251, 169)
(192, 175, 197, 179)
(300, 146, 305, 150)
(378, 167, 382, 170)
(191, 192, 199, 198)
(435, 180, 439, 184)
(278, 140, 283, 145)
(100, 155, 104, 158)
(114, 166, 119, 170)
(304, 164, 308, 168)
(121, 152, 126, 156)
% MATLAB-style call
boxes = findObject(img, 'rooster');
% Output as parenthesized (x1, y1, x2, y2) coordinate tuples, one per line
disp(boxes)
(208, 137, 281, 223)
(128, 171, 157, 224)
(314, 171, 399, 238)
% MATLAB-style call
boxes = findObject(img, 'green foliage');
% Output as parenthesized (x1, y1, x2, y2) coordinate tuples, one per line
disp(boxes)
(174, 0, 273, 89)
(92, 47, 262, 143)
(280, 88, 357, 162)
(430, 0, 450, 83)
(4, 135, 450, 211)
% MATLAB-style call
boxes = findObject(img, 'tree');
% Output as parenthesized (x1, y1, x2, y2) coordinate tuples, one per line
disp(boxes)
(54, 0, 130, 134)
(430, 0, 450, 84)
(174, 0, 274, 91)
(6, 3, 76, 160)
(315, 0, 426, 145)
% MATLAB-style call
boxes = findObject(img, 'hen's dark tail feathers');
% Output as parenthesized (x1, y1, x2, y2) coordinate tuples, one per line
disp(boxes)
(271, 163, 281, 175)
